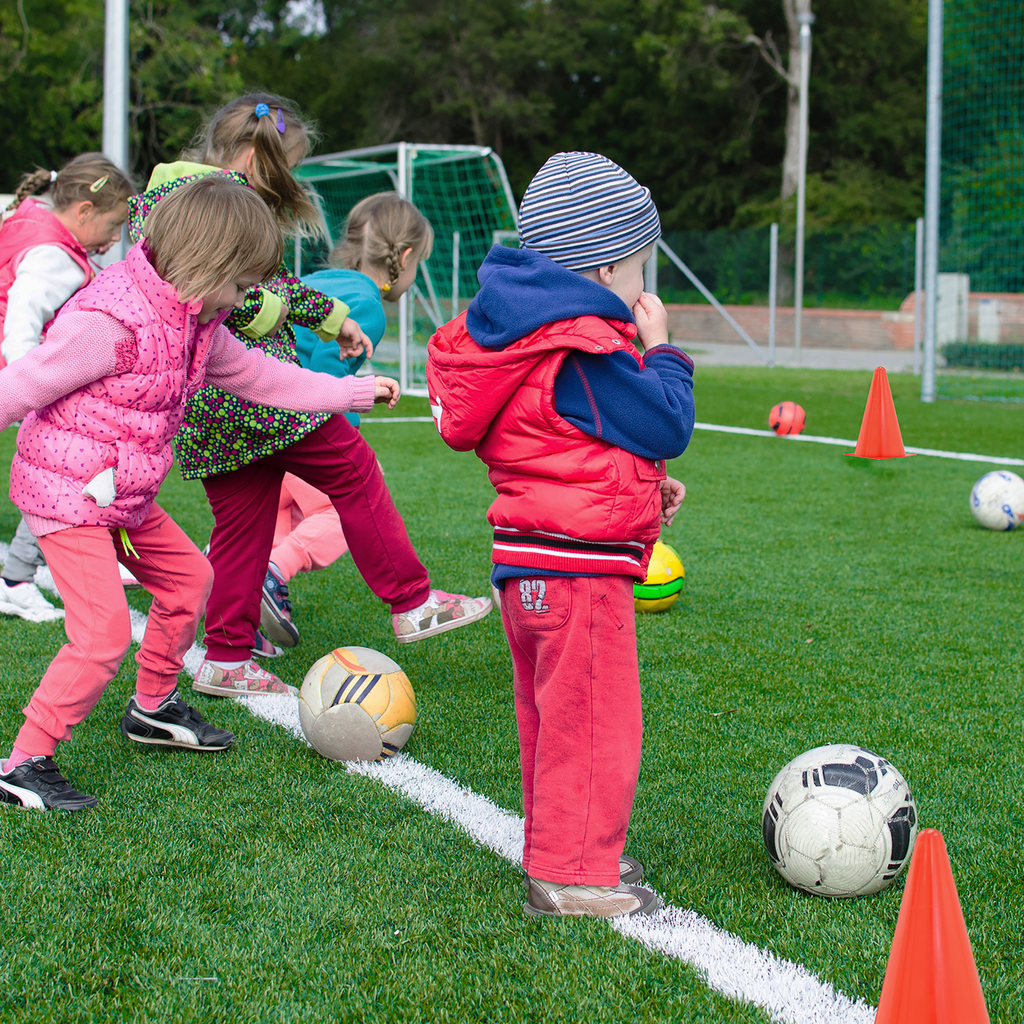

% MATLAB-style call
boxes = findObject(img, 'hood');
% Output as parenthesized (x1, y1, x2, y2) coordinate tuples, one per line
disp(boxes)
(466, 245, 634, 350)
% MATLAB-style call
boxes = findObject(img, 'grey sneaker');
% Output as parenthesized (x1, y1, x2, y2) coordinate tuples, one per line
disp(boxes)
(193, 658, 297, 697)
(524, 876, 661, 919)
(522, 855, 644, 888)
(393, 589, 493, 643)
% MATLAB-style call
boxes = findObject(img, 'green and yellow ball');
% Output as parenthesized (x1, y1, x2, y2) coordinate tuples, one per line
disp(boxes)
(634, 541, 685, 613)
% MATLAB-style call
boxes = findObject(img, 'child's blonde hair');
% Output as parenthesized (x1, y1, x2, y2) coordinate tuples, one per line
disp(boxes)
(184, 92, 323, 239)
(143, 176, 283, 300)
(329, 192, 434, 290)
(7, 153, 135, 213)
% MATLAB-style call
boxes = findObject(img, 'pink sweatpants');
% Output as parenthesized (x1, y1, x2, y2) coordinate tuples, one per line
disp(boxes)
(501, 575, 643, 887)
(202, 415, 431, 662)
(17, 504, 212, 756)
(270, 472, 349, 581)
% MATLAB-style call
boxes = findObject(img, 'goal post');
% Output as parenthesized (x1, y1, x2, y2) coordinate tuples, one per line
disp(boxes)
(294, 144, 519, 395)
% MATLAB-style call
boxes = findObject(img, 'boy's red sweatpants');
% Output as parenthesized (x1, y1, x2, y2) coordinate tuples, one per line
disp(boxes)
(501, 574, 643, 888)
(200, 415, 431, 662)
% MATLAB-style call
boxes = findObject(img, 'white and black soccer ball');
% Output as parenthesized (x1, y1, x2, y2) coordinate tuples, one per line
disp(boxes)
(762, 744, 918, 897)
(970, 470, 1024, 530)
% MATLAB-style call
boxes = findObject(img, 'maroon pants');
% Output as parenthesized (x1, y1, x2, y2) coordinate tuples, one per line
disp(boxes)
(201, 415, 431, 662)
(502, 575, 643, 887)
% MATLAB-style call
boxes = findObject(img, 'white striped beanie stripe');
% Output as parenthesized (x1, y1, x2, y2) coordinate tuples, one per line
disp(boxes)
(517, 151, 661, 271)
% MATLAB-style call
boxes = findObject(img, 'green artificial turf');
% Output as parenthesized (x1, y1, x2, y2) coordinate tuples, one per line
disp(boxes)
(1, 368, 1023, 1022)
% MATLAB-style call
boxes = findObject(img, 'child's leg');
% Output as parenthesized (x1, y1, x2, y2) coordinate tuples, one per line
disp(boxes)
(115, 504, 213, 700)
(15, 527, 132, 756)
(201, 460, 285, 662)
(2, 518, 47, 582)
(502, 575, 643, 888)
(270, 472, 348, 581)
(0, 518, 63, 622)
(261, 416, 431, 613)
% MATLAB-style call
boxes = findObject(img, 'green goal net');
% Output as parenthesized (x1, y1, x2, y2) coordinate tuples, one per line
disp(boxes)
(293, 144, 518, 394)
(936, 0, 1024, 402)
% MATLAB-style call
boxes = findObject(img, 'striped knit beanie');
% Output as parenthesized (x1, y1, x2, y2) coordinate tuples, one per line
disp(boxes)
(517, 151, 661, 272)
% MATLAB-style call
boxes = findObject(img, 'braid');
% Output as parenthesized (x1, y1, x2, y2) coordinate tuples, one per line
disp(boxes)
(385, 243, 402, 288)
(9, 168, 54, 210)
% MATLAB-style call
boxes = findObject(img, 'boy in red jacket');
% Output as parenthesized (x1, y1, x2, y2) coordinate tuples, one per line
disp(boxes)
(427, 152, 693, 918)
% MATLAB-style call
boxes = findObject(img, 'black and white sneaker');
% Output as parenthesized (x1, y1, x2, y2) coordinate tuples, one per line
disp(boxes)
(0, 756, 98, 811)
(120, 691, 234, 751)
(260, 563, 300, 648)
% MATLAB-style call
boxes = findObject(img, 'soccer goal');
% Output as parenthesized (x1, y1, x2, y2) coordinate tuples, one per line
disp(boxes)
(293, 143, 518, 395)
(922, 0, 1024, 403)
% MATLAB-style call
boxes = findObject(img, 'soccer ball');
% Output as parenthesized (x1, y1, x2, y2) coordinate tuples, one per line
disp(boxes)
(634, 540, 685, 613)
(969, 470, 1024, 530)
(298, 646, 416, 762)
(769, 401, 806, 436)
(762, 744, 918, 897)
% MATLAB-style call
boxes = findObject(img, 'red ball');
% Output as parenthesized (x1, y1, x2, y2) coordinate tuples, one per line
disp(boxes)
(769, 401, 806, 436)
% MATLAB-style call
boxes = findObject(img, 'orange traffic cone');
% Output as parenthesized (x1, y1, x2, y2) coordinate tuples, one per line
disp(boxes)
(847, 366, 912, 459)
(874, 829, 989, 1024)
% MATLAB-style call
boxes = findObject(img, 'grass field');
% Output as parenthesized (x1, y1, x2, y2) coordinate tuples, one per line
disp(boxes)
(2, 367, 1023, 1023)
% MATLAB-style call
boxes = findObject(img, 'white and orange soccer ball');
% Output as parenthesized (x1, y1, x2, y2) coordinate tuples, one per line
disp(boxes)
(298, 646, 416, 762)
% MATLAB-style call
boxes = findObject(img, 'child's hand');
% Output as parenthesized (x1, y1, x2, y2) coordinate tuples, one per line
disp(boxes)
(633, 292, 670, 352)
(374, 376, 401, 409)
(660, 477, 686, 526)
(272, 302, 290, 335)
(338, 317, 374, 360)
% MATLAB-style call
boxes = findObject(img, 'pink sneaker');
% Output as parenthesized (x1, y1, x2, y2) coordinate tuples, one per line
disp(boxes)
(192, 659, 297, 697)
(392, 589, 493, 643)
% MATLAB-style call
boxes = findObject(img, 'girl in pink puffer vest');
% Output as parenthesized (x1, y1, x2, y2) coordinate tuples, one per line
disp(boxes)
(0, 176, 400, 812)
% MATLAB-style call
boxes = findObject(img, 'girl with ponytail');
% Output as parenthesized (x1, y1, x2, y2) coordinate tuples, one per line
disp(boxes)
(0, 153, 134, 623)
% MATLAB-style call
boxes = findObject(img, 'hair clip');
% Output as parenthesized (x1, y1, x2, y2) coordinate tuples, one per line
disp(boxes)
(255, 102, 271, 118)
(89, 175, 109, 193)
(380, 282, 392, 292)
(50, 170, 58, 182)
(276, 108, 286, 134)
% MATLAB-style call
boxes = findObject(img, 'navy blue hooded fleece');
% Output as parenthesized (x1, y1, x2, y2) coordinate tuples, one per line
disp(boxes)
(466, 245, 695, 462)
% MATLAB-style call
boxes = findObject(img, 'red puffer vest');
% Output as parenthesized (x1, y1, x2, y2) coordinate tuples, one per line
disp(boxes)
(427, 312, 665, 579)
(0, 198, 93, 369)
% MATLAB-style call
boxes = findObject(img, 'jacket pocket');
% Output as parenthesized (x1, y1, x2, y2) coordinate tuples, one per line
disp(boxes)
(633, 454, 667, 482)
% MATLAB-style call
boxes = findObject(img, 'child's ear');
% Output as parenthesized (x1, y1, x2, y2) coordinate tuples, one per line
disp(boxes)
(399, 246, 413, 270)
(74, 200, 96, 225)
(597, 264, 616, 286)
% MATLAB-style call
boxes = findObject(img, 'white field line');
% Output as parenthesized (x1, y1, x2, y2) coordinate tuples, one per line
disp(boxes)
(363, 415, 1024, 467)
(7, 556, 877, 1023)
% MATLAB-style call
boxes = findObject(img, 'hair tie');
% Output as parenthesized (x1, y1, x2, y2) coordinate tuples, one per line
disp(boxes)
(276, 108, 286, 134)
(89, 175, 109, 193)
(255, 102, 271, 118)
(380, 282, 391, 292)
(50, 170, 58, 182)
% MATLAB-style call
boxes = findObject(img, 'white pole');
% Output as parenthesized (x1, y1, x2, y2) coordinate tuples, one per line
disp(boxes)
(644, 248, 658, 295)
(451, 230, 460, 321)
(101, 0, 129, 262)
(913, 216, 924, 375)
(396, 142, 409, 393)
(793, 12, 814, 367)
(768, 222, 779, 367)
(921, 0, 943, 402)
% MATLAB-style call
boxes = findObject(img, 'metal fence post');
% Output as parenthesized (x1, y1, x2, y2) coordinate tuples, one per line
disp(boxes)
(768, 222, 779, 367)
(922, 0, 943, 402)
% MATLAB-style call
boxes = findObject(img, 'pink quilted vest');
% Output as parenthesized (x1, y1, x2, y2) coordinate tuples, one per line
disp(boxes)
(0, 198, 93, 370)
(9, 241, 223, 529)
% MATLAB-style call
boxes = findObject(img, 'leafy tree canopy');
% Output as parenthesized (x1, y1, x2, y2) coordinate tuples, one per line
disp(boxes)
(0, 0, 926, 228)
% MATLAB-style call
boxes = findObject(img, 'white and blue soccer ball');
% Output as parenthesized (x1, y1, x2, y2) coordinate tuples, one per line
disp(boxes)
(762, 744, 917, 898)
(970, 471, 1024, 531)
